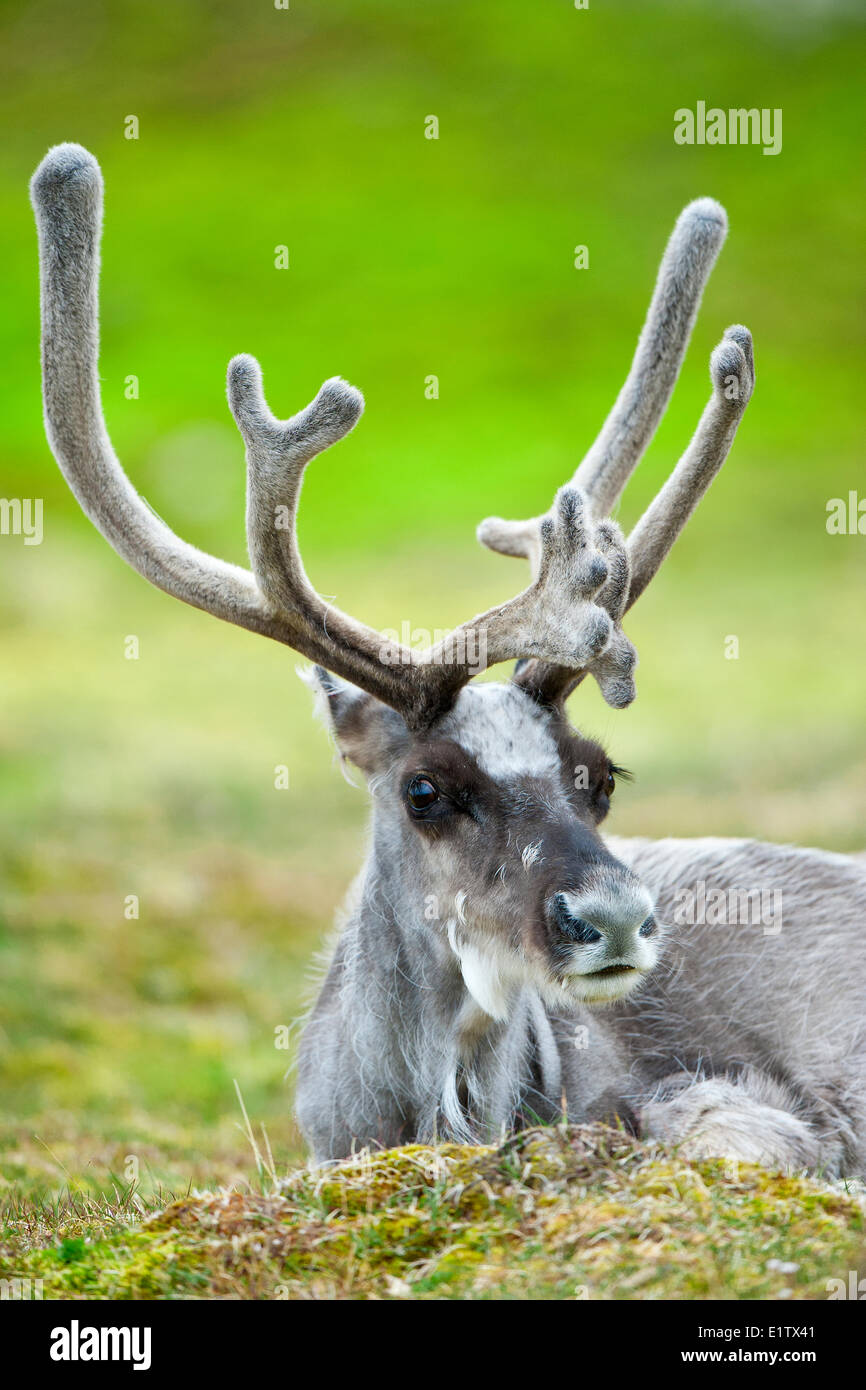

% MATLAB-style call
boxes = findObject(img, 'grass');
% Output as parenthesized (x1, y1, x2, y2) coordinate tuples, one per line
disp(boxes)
(3, 1124, 865, 1300)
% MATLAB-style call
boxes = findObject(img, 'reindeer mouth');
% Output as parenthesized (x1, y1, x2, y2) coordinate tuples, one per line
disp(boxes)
(564, 961, 645, 1005)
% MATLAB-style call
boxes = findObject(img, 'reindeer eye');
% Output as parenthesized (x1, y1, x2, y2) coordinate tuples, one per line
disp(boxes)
(407, 776, 439, 811)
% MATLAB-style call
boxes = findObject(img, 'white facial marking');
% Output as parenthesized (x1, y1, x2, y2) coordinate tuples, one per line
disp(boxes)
(521, 841, 544, 871)
(436, 683, 560, 781)
(446, 919, 511, 1021)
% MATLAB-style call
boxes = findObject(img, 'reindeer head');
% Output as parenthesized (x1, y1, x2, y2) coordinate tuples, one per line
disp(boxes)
(30, 144, 754, 1014)
(313, 671, 662, 1010)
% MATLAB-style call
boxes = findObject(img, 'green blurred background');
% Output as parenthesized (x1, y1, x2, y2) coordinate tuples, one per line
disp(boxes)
(1, 0, 864, 1205)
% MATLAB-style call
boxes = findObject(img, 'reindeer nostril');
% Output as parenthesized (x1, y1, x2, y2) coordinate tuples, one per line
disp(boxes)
(551, 896, 603, 944)
(638, 915, 657, 938)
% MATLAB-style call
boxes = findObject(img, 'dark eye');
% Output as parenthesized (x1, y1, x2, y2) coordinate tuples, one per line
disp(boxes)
(604, 763, 632, 799)
(407, 776, 439, 812)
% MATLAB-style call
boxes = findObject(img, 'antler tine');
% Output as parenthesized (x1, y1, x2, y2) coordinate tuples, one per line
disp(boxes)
(574, 197, 728, 517)
(32, 143, 640, 733)
(624, 323, 754, 607)
(477, 198, 727, 566)
(228, 353, 445, 715)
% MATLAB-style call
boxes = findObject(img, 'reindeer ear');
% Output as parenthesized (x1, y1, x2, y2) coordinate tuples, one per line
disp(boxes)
(304, 667, 409, 775)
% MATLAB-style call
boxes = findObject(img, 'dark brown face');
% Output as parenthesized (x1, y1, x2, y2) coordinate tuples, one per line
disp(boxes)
(315, 673, 661, 1013)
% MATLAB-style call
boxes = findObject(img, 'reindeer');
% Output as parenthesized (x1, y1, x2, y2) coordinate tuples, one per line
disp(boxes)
(31, 145, 866, 1176)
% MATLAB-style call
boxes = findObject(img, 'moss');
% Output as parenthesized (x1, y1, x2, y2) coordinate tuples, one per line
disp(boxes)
(3, 1123, 864, 1300)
